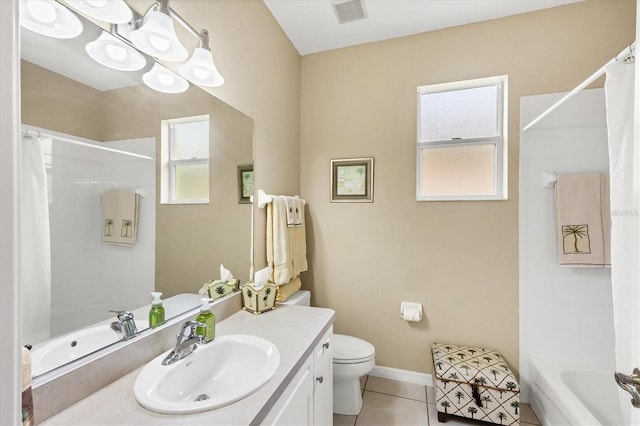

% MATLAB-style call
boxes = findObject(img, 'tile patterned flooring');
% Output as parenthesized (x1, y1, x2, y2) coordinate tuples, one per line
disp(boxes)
(333, 375, 541, 426)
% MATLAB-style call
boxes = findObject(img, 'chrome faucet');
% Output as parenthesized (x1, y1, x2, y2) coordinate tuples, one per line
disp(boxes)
(162, 320, 205, 366)
(109, 310, 139, 340)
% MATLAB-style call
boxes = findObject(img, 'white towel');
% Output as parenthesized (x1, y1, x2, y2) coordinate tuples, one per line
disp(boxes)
(102, 189, 139, 246)
(555, 173, 610, 267)
(267, 196, 308, 284)
(285, 196, 302, 227)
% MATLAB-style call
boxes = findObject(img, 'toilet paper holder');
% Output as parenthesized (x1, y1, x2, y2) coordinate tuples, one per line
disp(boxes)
(400, 301, 422, 322)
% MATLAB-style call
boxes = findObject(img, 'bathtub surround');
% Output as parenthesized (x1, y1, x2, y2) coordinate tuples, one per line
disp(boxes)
(519, 89, 615, 402)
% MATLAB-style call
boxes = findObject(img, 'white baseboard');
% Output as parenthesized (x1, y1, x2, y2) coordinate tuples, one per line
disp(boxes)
(369, 365, 433, 387)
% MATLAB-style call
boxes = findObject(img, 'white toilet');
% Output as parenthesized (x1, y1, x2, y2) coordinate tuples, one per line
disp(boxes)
(278, 290, 376, 415)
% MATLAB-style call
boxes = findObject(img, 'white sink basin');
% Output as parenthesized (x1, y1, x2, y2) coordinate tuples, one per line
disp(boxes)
(31, 320, 149, 377)
(134, 334, 281, 414)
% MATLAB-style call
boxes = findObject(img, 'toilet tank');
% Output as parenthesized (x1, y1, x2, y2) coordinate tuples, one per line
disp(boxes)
(278, 290, 311, 307)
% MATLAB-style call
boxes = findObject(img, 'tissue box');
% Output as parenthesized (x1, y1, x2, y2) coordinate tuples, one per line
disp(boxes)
(241, 282, 277, 314)
(431, 342, 520, 425)
(203, 279, 239, 301)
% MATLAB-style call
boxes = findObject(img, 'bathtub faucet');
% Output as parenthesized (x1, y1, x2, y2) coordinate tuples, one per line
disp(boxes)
(615, 368, 640, 408)
(109, 310, 139, 340)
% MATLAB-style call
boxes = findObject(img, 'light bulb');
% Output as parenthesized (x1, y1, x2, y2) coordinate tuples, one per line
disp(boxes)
(85, 31, 146, 71)
(105, 44, 127, 61)
(27, 1, 56, 23)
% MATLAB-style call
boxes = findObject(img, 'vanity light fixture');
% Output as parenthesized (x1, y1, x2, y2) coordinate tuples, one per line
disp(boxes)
(64, 0, 133, 24)
(142, 62, 189, 94)
(85, 31, 147, 71)
(129, 0, 188, 62)
(19, 0, 83, 39)
(178, 30, 224, 88)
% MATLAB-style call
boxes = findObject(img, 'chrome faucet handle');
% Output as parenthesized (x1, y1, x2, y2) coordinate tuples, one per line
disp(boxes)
(109, 310, 139, 340)
(109, 310, 134, 321)
(178, 320, 205, 341)
(615, 368, 640, 408)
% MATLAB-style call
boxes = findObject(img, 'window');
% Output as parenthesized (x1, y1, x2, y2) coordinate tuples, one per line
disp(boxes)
(416, 76, 507, 201)
(160, 115, 210, 204)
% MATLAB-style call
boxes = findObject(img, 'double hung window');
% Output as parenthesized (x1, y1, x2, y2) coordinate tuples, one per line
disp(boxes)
(416, 76, 508, 201)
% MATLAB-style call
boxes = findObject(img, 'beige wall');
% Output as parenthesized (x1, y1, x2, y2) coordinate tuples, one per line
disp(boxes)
(151, 0, 302, 272)
(300, 0, 635, 375)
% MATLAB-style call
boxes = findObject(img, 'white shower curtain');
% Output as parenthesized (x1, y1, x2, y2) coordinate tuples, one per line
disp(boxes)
(20, 134, 51, 345)
(605, 58, 637, 425)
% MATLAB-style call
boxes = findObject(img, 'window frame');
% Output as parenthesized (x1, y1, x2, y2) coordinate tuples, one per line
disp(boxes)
(160, 114, 210, 204)
(416, 75, 508, 202)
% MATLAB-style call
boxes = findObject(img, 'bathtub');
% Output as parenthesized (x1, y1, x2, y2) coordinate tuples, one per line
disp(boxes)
(529, 357, 624, 425)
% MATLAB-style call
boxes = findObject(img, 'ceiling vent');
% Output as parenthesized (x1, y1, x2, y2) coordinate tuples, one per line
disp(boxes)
(331, 0, 367, 24)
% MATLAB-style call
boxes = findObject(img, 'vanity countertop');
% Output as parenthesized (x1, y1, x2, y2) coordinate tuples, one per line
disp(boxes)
(42, 305, 335, 426)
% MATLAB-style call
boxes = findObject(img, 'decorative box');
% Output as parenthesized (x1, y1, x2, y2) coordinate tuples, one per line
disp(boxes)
(431, 342, 520, 425)
(199, 279, 240, 301)
(241, 282, 277, 314)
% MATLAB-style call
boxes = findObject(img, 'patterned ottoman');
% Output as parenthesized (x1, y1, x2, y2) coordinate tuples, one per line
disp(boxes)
(431, 342, 520, 425)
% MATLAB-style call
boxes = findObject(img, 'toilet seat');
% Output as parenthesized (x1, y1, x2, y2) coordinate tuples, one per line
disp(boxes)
(333, 334, 375, 364)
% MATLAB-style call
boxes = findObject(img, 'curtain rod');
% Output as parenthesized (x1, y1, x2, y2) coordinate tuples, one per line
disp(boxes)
(21, 125, 153, 160)
(522, 42, 635, 132)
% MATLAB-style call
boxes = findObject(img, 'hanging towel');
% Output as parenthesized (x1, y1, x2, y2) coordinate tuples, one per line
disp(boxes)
(102, 189, 139, 246)
(555, 173, 611, 267)
(22, 347, 34, 426)
(285, 196, 302, 227)
(267, 196, 308, 284)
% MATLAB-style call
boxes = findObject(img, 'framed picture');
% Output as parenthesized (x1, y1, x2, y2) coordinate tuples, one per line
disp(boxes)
(237, 164, 254, 204)
(330, 157, 374, 203)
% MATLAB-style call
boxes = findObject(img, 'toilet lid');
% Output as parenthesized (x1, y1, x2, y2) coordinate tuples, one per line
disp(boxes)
(333, 334, 375, 363)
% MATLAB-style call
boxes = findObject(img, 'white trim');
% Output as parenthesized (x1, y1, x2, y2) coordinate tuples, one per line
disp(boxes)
(0, 1, 21, 424)
(369, 365, 433, 387)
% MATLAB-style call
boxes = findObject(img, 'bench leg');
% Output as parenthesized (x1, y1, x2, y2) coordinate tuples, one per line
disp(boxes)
(437, 412, 447, 423)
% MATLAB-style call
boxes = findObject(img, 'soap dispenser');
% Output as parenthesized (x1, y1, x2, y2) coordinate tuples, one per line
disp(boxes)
(149, 292, 165, 328)
(195, 298, 215, 343)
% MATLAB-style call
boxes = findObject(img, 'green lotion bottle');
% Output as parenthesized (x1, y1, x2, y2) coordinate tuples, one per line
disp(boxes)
(195, 298, 215, 343)
(149, 292, 165, 328)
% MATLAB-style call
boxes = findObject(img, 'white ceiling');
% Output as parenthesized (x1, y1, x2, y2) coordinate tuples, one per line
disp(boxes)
(262, 0, 584, 56)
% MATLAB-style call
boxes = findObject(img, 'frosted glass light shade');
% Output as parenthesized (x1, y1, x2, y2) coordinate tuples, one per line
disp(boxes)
(178, 47, 224, 87)
(65, 0, 132, 24)
(129, 11, 188, 62)
(143, 63, 189, 94)
(20, 0, 83, 39)
(86, 32, 146, 71)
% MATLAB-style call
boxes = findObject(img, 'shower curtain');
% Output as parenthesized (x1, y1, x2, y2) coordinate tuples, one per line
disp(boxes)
(605, 57, 637, 424)
(20, 134, 51, 345)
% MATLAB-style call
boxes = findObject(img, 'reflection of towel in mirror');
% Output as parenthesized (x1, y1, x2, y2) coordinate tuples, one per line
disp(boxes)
(22, 347, 34, 426)
(267, 196, 307, 284)
(102, 189, 139, 246)
(555, 173, 610, 267)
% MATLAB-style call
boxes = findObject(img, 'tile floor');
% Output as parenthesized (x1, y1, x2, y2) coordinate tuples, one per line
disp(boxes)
(333, 375, 541, 426)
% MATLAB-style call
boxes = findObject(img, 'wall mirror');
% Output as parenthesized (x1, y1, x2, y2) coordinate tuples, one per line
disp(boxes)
(20, 0, 254, 378)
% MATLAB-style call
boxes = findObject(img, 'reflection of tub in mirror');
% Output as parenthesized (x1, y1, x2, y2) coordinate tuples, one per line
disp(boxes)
(30, 293, 202, 378)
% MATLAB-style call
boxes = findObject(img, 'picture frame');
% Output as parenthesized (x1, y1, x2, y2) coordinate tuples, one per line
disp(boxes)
(237, 164, 254, 204)
(330, 157, 374, 203)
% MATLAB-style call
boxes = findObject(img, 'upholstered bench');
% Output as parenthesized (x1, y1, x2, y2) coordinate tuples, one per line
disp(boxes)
(431, 342, 520, 425)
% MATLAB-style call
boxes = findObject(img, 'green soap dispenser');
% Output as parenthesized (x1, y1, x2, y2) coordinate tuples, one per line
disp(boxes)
(149, 292, 165, 328)
(195, 298, 215, 343)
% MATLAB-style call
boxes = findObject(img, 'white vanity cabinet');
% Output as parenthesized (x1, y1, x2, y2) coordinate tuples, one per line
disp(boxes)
(313, 328, 333, 425)
(262, 326, 333, 426)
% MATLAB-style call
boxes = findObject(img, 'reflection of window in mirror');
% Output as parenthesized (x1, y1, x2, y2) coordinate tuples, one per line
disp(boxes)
(160, 115, 210, 204)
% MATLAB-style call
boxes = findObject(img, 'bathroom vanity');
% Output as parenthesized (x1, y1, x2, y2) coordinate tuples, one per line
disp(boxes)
(41, 305, 334, 425)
